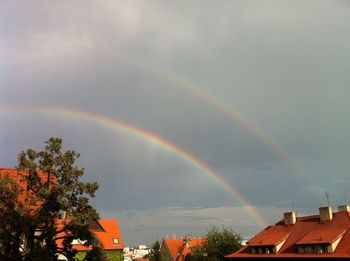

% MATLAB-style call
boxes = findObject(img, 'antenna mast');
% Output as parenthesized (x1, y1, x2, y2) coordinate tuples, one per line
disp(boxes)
(325, 191, 330, 206)
(344, 189, 348, 206)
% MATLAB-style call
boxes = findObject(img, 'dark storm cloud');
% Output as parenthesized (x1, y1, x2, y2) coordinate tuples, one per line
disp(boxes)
(1, 0, 350, 245)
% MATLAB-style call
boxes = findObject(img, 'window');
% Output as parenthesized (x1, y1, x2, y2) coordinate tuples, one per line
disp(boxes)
(113, 238, 119, 244)
(250, 246, 275, 254)
(265, 247, 273, 254)
(298, 244, 328, 254)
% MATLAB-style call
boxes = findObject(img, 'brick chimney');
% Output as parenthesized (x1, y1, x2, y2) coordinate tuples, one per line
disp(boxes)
(183, 236, 192, 248)
(319, 206, 333, 221)
(338, 205, 350, 212)
(283, 211, 296, 225)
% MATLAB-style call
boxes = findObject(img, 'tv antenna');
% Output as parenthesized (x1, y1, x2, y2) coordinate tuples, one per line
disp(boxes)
(325, 191, 330, 206)
(343, 189, 348, 206)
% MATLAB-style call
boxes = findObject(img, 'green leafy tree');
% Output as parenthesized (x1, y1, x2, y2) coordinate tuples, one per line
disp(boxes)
(146, 240, 163, 261)
(0, 137, 100, 261)
(0, 173, 27, 260)
(190, 226, 242, 261)
(84, 236, 108, 261)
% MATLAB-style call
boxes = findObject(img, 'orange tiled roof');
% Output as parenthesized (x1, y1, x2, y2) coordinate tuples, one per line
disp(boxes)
(0, 168, 56, 212)
(0, 168, 51, 188)
(248, 231, 290, 247)
(296, 228, 347, 245)
(64, 219, 124, 251)
(226, 210, 350, 259)
(163, 237, 206, 261)
(94, 220, 124, 250)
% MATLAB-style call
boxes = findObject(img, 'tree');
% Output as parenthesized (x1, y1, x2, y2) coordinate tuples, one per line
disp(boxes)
(0, 137, 100, 261)
(83, 236, 108, 261)
(190, 226, 242, 261)
(145, 240, 163, 261)
(0, 173, 27, 260)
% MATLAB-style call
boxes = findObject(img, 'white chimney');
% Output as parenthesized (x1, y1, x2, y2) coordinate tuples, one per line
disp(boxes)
(283, 211, 296, 225)
(183, 236, 192, 248)
(338, 205, 350, 212)
(319, 206, 333, 221)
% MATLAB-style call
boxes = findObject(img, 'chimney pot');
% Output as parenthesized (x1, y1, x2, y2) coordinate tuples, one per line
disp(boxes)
(319, 206, 333, 221)
(337, 205, 350, 212)
(283, 211, 296, 225)
(183, 236, 192, 248)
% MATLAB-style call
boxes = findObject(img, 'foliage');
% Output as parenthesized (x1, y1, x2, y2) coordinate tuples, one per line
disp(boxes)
(76, 251, 88, 261)
(145, 240, 163, 261)
(78, 249, 122, 261)
(190, 226, 242, 261)
(83, 238, 108, 261)
(105, 250, 123, 261)
(0, 173, 27, 260)
(0, 137, 100, 261)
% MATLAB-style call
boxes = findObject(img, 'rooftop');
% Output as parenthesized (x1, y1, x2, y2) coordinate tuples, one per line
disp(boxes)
(162, 237, 206, 261)
(226, 207, 350, 259)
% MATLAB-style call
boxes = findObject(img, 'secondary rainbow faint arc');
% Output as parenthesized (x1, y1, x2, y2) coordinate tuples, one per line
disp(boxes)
(128, 61, 309, 183)
(1, 104, 268, 227)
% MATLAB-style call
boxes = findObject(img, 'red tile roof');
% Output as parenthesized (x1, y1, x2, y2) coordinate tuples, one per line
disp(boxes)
(162, 237, 206, 261)
(0, 168, 51, 188)
(296, 228, 346, 245)
(0, 168, 56, 212)
(226, 210, 350, 259)
(57, 219, 124, 251)
(248, 231, 290, 247)
(94, 220, 124, 250)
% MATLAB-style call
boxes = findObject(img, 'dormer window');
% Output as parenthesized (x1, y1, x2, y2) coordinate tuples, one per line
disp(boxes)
(250, 246, 275, 254)
(297, 244, 328, 253)
(295, 228, 346, 254)
(113, 238, 119, 244)
(247, 231, 290, 254)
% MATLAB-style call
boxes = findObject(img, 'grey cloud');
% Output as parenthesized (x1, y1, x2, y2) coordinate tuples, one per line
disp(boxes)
(1, 0, 350, 245)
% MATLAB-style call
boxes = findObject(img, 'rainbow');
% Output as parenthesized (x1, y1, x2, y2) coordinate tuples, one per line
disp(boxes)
(1, 104, 268, 227)
(126, 60, 309, 183)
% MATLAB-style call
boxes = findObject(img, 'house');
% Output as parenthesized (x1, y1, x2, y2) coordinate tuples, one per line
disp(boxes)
(226, 205, 350, 259)
(128, 245, 151, 260)
(161, 236, 206, 261)
(57, 219, 124, 261)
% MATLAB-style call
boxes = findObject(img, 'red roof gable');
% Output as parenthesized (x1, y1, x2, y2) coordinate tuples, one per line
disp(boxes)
(226, 210, 350, 259)
(162, 237, 206, 261)
(94, 220, 124, 250)
(62, 219, 124, 251)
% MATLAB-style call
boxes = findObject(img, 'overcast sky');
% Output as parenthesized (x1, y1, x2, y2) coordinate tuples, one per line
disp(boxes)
(1, 0, 350, 245)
